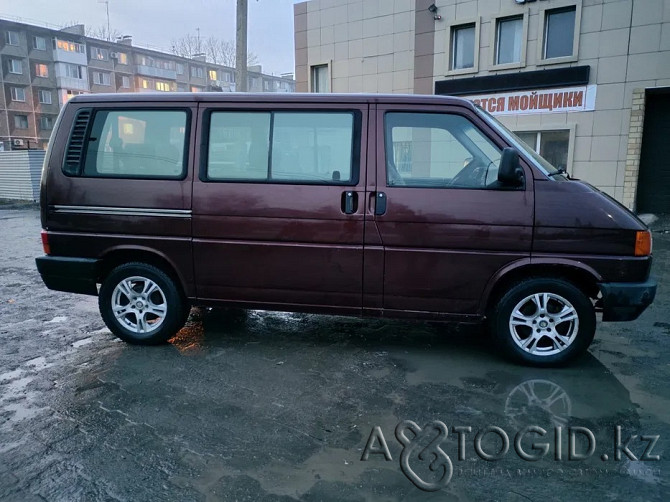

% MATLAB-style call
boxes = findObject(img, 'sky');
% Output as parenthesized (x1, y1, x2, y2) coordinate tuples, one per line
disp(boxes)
(0, 0, 302, 75)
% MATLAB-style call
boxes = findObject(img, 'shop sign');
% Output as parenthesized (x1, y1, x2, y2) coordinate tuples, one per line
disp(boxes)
(466, 85, 597, 115)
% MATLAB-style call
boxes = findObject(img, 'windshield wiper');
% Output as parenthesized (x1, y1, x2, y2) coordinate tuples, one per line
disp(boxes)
(548, 168, 568, 178)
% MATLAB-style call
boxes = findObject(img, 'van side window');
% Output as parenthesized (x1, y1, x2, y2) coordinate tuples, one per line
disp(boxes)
(80, 110, 188, 178)
(207, 112, 271, 180)
(385, 112, 503, 189)
(206, 111, 356, 184)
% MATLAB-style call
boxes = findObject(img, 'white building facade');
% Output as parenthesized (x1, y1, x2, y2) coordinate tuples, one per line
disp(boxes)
(294, 0, 670, 212)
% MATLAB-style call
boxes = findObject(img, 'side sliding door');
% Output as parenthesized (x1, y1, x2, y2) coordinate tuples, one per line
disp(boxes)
(192, 101, 369, 315)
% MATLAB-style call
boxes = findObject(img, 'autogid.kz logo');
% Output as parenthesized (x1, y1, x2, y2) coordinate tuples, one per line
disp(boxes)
(360, 421, 661, 492)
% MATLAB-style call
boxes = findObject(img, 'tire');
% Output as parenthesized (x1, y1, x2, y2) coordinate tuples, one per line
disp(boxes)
(99, 262, 188, 345)
(490, 278, 596, 367)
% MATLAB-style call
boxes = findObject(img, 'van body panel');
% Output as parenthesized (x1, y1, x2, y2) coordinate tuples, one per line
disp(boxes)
(41, 100, 197, 296)
(534, 179, 646, 230)
(45, 231, 195, 296)
(532, 178, 652, 285)
(373, 103, 535, 315)
(191, 101, 369, 310)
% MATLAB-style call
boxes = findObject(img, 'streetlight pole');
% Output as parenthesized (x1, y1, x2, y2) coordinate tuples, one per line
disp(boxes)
(235, 0, 248, 92)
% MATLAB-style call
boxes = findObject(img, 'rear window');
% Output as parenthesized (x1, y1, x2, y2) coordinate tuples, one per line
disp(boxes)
(205, 110, 357, 185)
(67, 109, 189, 178)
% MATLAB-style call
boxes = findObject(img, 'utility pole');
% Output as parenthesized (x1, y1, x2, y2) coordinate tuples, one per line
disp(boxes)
(236, 0, 248, 92)
(98, 0, 111, 41)
(105, 1, 110, 40)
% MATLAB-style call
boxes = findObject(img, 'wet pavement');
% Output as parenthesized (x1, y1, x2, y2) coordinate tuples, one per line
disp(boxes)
(0, 206, 668, 501)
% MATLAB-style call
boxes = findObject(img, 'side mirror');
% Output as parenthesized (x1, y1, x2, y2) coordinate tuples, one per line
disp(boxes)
(498, 147, 524, 187)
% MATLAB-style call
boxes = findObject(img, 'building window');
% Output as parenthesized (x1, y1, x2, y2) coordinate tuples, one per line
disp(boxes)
(191, 66, 204, 78)
(310, 64, 329, 92)
(121, 76, 131, 88)
(516, 130, 570, 172)
(56, 39, 85, 53)
(40, 116, 53, 130)
(33, 36, 47, 50)
(39, 90, 52, 104)
(176, 63, 184, 75)
(451, 23, 476, 70)
(8, 59, 23, 74)
(190, 85, 202, 92)
(14, 115, 29, 129)
(155, 81, 172, 91)
(93, 71, 111, 85)
(543, 6, 577, 59)
(65, 90, 84, 102)
(10, 87, 26, 102)
(141, 79, 149, 89)
(208, 70, 217, 81)
(91, 47, 109, 60)
(64, 64, 83, 79)
(116, 52, 128, 65)
(35, 63, 49, 78)
(5, 31, 19, 46)
(495, 16, 524, 65)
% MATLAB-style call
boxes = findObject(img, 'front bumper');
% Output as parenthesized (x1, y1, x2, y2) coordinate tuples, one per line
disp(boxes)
(599, 278, 657, 321)
(35, 256, 99, 296)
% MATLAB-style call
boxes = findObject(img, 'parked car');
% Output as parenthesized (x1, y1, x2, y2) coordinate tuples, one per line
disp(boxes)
(36, 93, 656, 365)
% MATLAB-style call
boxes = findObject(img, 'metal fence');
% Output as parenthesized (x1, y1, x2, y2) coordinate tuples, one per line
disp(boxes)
(0, 150, 45, 201)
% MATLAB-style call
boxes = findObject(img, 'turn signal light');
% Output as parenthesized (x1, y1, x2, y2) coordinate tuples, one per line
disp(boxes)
(634, 230, 652, 257)
(40, 230, 50, 255)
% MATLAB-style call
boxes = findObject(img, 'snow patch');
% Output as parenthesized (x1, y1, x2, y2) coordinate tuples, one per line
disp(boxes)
(45, 316, 67, 324)
(72, 337, 94, 348)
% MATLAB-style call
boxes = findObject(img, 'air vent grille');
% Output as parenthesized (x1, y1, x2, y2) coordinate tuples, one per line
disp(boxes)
(63, 109, 91, 175)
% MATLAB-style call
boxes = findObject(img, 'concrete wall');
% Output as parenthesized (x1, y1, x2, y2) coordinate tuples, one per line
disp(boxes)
(295, 0, 416, 93)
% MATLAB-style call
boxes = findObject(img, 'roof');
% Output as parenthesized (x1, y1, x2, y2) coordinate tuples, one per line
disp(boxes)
(69, 92, 473, 107)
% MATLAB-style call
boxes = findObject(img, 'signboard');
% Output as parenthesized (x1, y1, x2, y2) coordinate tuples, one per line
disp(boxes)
(465, 85, 597, 116)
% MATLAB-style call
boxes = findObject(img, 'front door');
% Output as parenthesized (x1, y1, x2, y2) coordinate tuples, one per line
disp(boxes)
(373, 104, 534, 318)
(192, 102, 368, 314)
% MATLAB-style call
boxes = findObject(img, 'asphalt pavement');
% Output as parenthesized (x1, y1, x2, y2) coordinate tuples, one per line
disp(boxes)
(0, 206, 668, 501)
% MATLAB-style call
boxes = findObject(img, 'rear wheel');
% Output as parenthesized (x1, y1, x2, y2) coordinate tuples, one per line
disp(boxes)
(99, 262, 188, 344)
(491, 278, 596, 366)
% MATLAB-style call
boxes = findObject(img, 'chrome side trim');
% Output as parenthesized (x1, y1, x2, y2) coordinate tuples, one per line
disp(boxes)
(52, 205, 192, 218)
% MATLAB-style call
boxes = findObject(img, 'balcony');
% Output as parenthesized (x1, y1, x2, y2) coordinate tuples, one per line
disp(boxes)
(56, 76, 89, 91)
(135, 65, 177, 80)
(53, 40, 87, 65)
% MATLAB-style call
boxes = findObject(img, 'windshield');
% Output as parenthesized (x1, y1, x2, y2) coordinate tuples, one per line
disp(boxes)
(474, 106, 563, 177)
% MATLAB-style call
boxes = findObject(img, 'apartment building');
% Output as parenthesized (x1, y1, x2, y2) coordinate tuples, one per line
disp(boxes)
(294, 0, 670, 212)
(1, 18, 295, 151)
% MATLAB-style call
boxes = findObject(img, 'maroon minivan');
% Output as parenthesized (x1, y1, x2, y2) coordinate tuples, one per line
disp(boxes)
(36, 93, 656, 365)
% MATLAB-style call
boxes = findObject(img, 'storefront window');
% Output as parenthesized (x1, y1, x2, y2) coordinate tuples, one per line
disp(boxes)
(517, 130, 570, 171)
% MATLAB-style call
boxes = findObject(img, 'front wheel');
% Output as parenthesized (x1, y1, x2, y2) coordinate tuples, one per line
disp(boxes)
(490, 278, 596, 366)
(99, 262, 188, 344)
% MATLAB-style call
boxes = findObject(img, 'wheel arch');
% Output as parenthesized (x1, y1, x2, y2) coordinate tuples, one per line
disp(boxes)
(481, 259, 602, 318)
(97, 246, 189, 298)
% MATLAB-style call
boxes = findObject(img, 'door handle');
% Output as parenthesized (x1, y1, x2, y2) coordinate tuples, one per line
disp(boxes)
(374, 192, 387, 216)
(341, 191, 358, 214)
